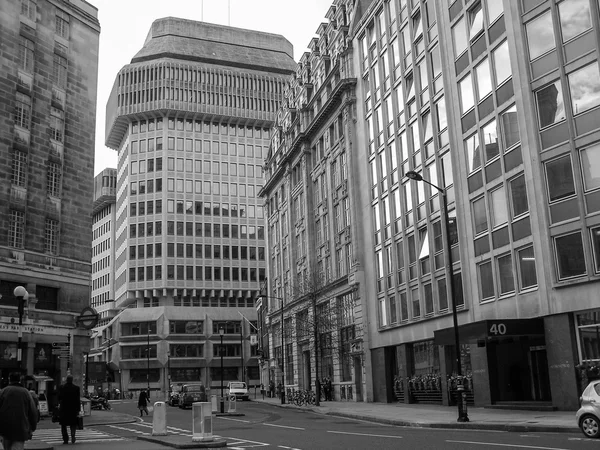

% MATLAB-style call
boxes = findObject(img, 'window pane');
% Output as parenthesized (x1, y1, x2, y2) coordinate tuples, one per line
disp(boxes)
(536, 80, 566, 128)
(510, 174, 529, 217)
(558, 0, 592, 42)
(497, 254, 514, 294)
(555, 232, 586, 279)
(459, 74, 474, 113)
(468, 3, 484, 40)
(517, 246, 537, 289)
(501, 105, 520, 149)
(568, 62, 600, 116)
(546, 155, 575, 202)
(452, 17, 468, 57)
(475, 58, 493, 100)
(465, 133, 481, 172)
(526, 11, 555, 60)
(482, 119, 499, 161)
(490, 186, 508, 227)
(592, 227, 600, 273)
(485, 0, 503, 23)
(580, 143, 600, 191)
(473, 197, 488, 234)
(493, 40, 511, 85)
(479, 261, 495, 300)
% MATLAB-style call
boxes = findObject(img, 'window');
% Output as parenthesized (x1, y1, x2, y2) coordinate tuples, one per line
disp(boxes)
(55, 11, 69, 39)
(50, 107, 64, 142)
(459, 74, 474, 113)
(473, 197, 488, 234)
(535, 80, 566, 128)
(19, 36, 34, 73)
(45, 219, 59, 254)
(475, 58, 492, 100)
(452, 17, 468, 58)
(12, 151, 27, 186)
(21, 0, 36, 21)
(9, 210, 25, 248)
(47, 163, 61, 196)
(555, 232, 586, 279)
(485, 0, 503, 24)
(580, 143, 600, 192)
(526, 11, 555, 60)
(53, 54, 67, 87)
(591, 227, 600, 273)
(170, 320, 204, 334)
(509, 174, 529, 218)
(15, 92, 31, 129)
(482, 119, 498, 161)
(497, 254, 514, 295)
(568, 62, 600, 115)
(517, 246, 538, 289)
(492, 40, 511, 86)
(465, 133, 481, 173)
(546, 155, 575, 202)
(479, 261, 495, 300)
(500, 104, 520, 149)
(490, 186, 508, 228)
(558, 0, 592, 42)
(468, 3, 484, 41)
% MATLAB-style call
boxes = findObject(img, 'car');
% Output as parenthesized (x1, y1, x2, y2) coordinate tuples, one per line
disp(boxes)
(576, 379, 600, 438)
(168, 390, 180, 407)
(179, 383, 207, 409)
(227, 381, 249, 401)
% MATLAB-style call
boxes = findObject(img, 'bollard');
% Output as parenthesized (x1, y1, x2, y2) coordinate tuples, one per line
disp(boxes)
(192, 402, 213, 442)
(210, 394, 218, 413)
(152, 402, 167, 436)
(227, 395, 237, 413)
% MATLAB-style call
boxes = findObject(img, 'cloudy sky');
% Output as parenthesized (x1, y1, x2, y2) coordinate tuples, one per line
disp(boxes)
(90, 0, 333, 175)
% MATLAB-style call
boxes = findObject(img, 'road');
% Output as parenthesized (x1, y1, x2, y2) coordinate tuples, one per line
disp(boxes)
(80, 399, 597, 449)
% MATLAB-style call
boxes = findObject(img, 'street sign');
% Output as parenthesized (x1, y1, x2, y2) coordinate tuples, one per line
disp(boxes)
(52, 342, 69, 349)
(52, 350, 70, 355)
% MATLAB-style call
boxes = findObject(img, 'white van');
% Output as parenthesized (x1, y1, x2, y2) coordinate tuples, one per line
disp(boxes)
(226, 381, 249, 401)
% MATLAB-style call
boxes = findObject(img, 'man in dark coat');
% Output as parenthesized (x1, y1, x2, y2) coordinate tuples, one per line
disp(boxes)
(58, 374, 81, 444)
(137, 389, 149, 416)
(0, 372, 38, 450)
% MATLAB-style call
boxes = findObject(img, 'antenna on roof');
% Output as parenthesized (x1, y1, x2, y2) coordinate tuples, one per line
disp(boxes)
(201, 0, 204, 21)
(228, 0, 231, 26)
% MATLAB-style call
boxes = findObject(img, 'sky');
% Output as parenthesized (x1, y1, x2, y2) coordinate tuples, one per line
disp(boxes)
(90, 0, 334, 175)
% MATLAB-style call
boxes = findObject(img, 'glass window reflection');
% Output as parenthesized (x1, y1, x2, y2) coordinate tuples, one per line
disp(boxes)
(492, 40, 511, 85)
(459, 74, 474, 113)
(535, 80, 566, 128)
(475, 58, 492, 100)
(526, 11, 555, 60)
(568, 62, 600, 115)
(558, 0, 592, 42)
(580, 143, 600, 192)
(452, 17, 468, 57)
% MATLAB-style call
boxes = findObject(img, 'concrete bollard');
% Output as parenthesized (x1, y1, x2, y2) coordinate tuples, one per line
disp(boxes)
(152, 401, 167, 436)
(192, 402, 213, 442)
(227, 395, 237, 413)
(211, 394, 218, 413)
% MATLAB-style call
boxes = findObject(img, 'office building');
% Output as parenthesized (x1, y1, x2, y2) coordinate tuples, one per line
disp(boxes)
(0, 0, 100, 399)
(101, 18, 297, 396)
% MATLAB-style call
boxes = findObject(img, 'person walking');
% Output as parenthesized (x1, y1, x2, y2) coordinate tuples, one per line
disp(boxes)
(28, 387, 40, 422)
(0, 372, 38, 450)
(137, 389, 149, 416)
(58, 374, 81, 445)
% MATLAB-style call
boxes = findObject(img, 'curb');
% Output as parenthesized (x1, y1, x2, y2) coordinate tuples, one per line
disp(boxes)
(137, 436, 227, 448)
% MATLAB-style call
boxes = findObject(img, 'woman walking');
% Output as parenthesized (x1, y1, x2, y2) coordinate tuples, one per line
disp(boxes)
(137, 390, 149, 416)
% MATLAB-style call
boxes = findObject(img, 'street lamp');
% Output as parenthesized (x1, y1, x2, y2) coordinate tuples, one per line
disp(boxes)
(219, 326, 225, 413)
(167, 351, 171, 401)
(406, 170, 469, 422)
(257, 295, 286, 405)
(13, 286, 28, 371)
(147, 325, 151, 396)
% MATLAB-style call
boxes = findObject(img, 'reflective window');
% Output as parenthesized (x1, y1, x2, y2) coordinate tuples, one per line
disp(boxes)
(436, 98, 447, 131)
(592, 227, 600, 273)
(558, 0, 592, 42)
(482, 119, 499, 161)
(459, 74, 474, 113)
(492, 40, 511, 85)
(580, 143, 600, 192)
(497, 254, 514, 295)
(568, 62, 600, 115)
(465, 133, 481, 172)
(475, 58, 492, 100)
(473, 196, 488, 234)
(468, 3, 484, 40)
(535, 80, 566, 128)
(509, 174, 529, 218)
(546, 155, 575, 202)
(452, 17, 468, 57)
(479, 261, 495, 300)
(526, 11, 555, 60)
(517, 246, 537, 289)
(500, 105, 520, 149)
(485, 0, 503, 24)
(555, 232, 586, 279)
(490, 186, 508, 227)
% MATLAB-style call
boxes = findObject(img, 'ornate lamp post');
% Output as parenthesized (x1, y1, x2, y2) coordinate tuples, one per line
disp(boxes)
(13, 286, 28, 372)
(219, 326, 225, 413)
(406, 170, 469, 422)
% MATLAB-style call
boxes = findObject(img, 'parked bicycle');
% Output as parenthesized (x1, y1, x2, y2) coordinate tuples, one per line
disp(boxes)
(286, 388, 316, 406)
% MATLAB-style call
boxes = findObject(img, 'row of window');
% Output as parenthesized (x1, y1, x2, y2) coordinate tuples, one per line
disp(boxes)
(92, 273, 110, 291)
(93, 221, 111, 240)
(9, 211, 58, 253)
(173, 296, 255, 308)
(129, 178, 262, 199)
(11, 151, 62, 197)
(129, 221, 265, 240)
(128, 265, 266, 283)
(131, 118, 271, 140)
(131, 157, 263, 178)
(129, 243, 265, 261)
(130, 137, 265, 159)
(452, 0, 504, 60)
(92, 238, 110, 257)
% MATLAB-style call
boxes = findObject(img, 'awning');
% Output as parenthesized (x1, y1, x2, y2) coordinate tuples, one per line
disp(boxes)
(433, 318, 545, 346)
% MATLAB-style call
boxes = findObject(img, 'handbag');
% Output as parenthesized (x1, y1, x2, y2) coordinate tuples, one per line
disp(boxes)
(147, 405, 154, 413)
(77, 415, 84, 430)
(51, 406, 60, 423)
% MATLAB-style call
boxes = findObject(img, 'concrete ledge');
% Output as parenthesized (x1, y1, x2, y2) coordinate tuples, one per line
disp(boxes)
(25, 440, 54, 450)
(214, 412, 245, 417)
(138, 435, 227, 448)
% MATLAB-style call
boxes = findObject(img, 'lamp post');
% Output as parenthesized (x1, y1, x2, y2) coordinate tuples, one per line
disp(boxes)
(167, 351, 171, 401)
(257, 295, 285, 405)
(219, 326, 225, 413)
(13, 286, 28, 372)
(146, 326, 150, 396)
(84, 352, 90, 395)
(406, 170, 469, 422)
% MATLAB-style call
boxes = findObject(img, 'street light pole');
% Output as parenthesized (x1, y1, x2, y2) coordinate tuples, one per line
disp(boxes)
(14, 286, 28, 373)
(240, 322, 245, 385)
(84, 352, 90, 395)
(219, 327, 225, 413)
(280, 298, 286, 405)
(147, 326, 150, 395)
(406, 170, 469, 422)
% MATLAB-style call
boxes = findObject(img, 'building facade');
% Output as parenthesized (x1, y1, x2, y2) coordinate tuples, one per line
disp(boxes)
(352, 0, 600, 410)
(101, 18, 297, 397)
(0, 0, 99, 400)
(260, 0, 372, 402)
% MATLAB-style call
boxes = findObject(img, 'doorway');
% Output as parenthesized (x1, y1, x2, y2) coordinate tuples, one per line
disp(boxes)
(354, 357, 362, 402)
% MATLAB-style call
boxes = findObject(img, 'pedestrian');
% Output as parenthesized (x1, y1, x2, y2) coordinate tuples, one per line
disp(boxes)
(276, 382, 282, 400)
(269, 380, 275, 398)
(137, 390, 149, 416)
(28, 387, 40, 422)
(58, 374, 81, 445)
(0, 372, 38, 450)
(325, 377, 333, 401)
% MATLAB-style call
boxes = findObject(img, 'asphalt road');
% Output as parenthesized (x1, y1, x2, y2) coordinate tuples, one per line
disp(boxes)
(95, 399, 598, 450)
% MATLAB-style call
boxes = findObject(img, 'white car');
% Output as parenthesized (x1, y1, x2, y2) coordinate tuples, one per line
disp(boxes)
(577, 380, 600, 438)
(227, 381, 249, 401)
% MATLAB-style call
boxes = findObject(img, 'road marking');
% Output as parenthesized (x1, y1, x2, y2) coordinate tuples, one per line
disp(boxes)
(263, 423, 306, 430)
(277, 446, 302, 450)
(218, 416, 252, 423)
(447, 440, 571, 450)
(328, 430, 403, 439)
(33, 428, 124, 443)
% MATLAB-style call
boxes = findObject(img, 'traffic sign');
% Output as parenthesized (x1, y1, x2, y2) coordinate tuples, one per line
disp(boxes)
(52, 342, 69, 349)
(52, 350, 70, 355)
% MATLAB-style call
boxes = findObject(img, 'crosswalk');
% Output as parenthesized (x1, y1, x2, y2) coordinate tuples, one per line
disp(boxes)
(33, 428, 124, 444)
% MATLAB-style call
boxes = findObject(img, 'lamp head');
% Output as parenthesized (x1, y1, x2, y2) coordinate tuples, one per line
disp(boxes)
(13, 286, 28, 299)
(219, 327, 224, 336)
(405, 171, 423, 182)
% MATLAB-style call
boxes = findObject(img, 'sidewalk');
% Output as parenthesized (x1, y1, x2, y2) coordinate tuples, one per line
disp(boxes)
(252, 395, 580, 434)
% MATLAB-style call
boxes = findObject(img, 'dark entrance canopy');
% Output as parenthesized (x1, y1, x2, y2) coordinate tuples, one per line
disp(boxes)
(433, 318, 545, 346)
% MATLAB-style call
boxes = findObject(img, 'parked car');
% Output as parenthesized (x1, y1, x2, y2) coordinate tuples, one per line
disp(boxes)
(227, 381, 249, 401)
(168, 390, 180, 407)
(576, 379, 600, 438)
(179, 383, 207, 409)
